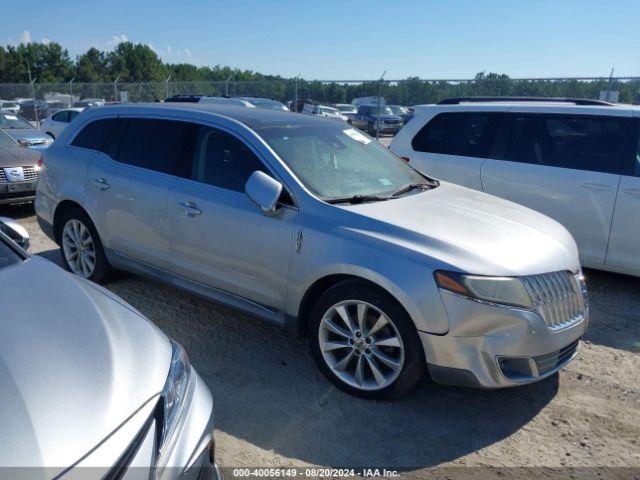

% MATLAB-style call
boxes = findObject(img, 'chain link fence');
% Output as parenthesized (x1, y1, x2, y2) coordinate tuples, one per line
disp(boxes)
(2, 76, 639, 113)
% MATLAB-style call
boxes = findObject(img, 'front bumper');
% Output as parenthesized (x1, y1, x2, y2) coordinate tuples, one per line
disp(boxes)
(420, 290, 587, 388)
(0, 180, 37, 205)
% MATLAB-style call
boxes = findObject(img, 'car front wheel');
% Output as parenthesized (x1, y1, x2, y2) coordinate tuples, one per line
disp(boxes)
(308, 281, 425, 399)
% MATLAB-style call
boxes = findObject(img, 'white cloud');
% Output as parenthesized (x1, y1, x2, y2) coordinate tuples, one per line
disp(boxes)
(41, 37, 51, 45)
(20, 30, 31, 44)
(184, 48, 192, 59)
(107, 34, 128, 48)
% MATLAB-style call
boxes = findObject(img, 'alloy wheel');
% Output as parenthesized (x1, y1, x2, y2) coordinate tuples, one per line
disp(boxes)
(318, 300, 405, 391)
(62, 219, 96, 278)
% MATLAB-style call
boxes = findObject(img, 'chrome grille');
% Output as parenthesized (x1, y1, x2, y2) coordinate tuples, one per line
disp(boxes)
(521, 271, 585, 330)
(0, 166, 39, 183)
(23, 166, 39, 180)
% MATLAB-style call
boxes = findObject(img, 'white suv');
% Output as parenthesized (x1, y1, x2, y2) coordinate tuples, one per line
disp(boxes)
(391, 97, 640, 277)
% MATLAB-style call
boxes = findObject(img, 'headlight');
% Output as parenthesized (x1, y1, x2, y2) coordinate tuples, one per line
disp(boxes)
(434, 270, 533, 309)
(44, 137, 54, 145)
(159, 340, 191, 454)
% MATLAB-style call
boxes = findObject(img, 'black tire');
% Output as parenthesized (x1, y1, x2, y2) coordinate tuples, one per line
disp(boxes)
(57, 208, 113, 283)
(307, 280, 426, 400)
(368, 122, 376, 136)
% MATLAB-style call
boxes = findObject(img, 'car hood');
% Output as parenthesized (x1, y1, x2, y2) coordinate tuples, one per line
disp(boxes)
(3, 128, 50, 144)
(341, 182, 580, 276)
(0, 144, 41, 166)
(0, 256, 171, 470)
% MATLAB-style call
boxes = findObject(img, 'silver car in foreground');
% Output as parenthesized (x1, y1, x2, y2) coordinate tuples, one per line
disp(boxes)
(36, 103, 588, 399)
(0, 218, 218, 478)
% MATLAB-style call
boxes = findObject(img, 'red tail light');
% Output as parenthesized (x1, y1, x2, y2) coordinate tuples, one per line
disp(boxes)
(37, 157, 43, 168)
(401, 156, 410, 163)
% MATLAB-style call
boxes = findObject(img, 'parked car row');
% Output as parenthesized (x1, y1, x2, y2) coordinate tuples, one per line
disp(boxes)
(8, 97, 630, 474)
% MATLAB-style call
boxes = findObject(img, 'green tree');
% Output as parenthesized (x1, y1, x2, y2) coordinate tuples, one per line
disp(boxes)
(75, 48, 108, 82)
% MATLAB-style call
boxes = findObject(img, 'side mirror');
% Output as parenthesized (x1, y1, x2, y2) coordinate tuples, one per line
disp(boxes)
(245, 171, 283, 215)
(0, 217, 30, 250)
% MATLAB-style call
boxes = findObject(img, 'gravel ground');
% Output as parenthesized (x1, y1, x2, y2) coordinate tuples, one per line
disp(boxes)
(3, 202, 639, 478)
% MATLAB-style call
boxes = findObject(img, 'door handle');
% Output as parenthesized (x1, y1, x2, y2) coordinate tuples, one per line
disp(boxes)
(178, 201, 202, 217)
(624, 188, 640, 199)
(581, 182, 613, 192)
(92, 178, 110, 191)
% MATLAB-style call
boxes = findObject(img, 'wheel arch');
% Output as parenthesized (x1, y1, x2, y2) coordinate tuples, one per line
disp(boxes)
(295, 273, 412, 336)
(53, 200, 92, 243)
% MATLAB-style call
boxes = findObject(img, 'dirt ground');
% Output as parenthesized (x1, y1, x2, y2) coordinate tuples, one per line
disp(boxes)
(4, 202, 639, 478)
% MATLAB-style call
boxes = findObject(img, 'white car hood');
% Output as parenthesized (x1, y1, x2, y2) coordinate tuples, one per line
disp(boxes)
(342, 182, 580, 276)
(0, 257, 171, 471)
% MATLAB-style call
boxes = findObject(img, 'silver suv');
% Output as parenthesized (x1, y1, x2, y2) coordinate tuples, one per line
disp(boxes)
(36, 103, 588, 399)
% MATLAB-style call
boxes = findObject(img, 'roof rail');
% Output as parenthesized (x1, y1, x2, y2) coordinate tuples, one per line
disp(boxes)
(438, 97, 615, 106)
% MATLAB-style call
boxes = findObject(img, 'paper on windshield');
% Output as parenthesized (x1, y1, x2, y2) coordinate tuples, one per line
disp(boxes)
(3, 115, 17, 120)
(343, 128, 371, 145)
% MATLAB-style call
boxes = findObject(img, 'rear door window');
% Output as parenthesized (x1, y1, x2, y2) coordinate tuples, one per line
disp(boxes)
(114, 118, 196, 176)
(411, 112, 503, 158)
(71, 118, 120, 153)
(505, 114, 624, 174)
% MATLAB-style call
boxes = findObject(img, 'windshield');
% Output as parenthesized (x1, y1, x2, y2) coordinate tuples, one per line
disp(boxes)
(2, 102, 18, 108)
(319, 107, 338, 114)
(0, 130, 16, 147)
(0, 236, 21, 270)
(388, 106, 408, 114)
(0, 113, 33, 129)
(336, 105, 355, 112)
(369, 106, 393, 115)
(257, 122, 429, 200)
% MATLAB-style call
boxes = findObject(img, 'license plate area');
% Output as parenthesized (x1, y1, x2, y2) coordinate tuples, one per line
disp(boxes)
(7, 182, 36, 193)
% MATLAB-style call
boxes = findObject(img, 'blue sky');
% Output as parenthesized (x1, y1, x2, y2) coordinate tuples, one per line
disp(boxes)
(2, 0, 639, 79)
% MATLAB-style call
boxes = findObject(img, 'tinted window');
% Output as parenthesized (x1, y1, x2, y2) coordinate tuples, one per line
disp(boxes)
(115, 119, 195, 175)
(72, 118, 119, 152)
(52, 111, 70, 122)
(188, 126, 266, 192)
(506, 115, 623, 174)
(69, 111, 80, 121)
(412, 112, 502, 158)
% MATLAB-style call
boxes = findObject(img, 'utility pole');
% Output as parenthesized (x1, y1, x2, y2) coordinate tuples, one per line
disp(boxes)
(606, 67, 615, 102)
(28, 66, 39, 125)
(113, 76, 120, 103)
(293, 74, 300, 112)
(165, 75, 171, 100)
(376, 71, 386, 141)
(225, 74, 233, 97)
(68, 77, 75, 107)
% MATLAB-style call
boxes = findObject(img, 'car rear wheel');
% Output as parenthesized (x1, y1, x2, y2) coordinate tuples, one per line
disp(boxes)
(368, 122, 376, 136)
(59, 209, 113, 283)
(308, 280, 425, 399)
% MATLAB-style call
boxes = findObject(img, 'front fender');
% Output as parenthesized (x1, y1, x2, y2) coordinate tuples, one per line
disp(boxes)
(285, 224, 450, 334)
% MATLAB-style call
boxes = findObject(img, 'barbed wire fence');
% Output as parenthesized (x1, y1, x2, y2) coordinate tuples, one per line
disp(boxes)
(1, 76, 639, 110)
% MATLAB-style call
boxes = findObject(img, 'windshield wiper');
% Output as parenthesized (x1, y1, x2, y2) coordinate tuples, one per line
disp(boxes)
(327, 194, 390, 205)
(391, 183, 433, 197)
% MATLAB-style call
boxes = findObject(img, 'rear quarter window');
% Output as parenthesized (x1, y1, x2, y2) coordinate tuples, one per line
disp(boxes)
(411, 112, 502, 158)
(71, 118, 119, 153)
